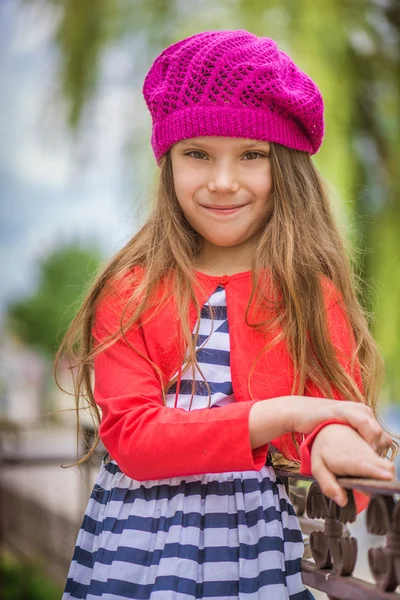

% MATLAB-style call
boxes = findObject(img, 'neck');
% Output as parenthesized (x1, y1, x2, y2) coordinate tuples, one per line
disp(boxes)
(195, 241, 255, 276)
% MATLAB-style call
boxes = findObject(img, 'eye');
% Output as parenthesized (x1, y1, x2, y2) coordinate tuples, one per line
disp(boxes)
(242, 151, 269, 160)
(184, 150, 208, 160)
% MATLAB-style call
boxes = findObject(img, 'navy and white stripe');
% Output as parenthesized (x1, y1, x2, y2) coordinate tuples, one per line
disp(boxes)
(166, 286, 234, 410)
(62, 285, 315, 599)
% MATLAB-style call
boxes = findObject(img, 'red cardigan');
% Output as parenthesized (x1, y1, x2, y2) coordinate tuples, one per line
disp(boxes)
(92, 267, 369, 513)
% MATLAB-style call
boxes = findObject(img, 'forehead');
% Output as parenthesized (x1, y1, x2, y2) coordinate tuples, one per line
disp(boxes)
(175, 137, 270, 149)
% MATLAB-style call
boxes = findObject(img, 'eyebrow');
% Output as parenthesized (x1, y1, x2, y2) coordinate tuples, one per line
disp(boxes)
(178, 139, 270, 149)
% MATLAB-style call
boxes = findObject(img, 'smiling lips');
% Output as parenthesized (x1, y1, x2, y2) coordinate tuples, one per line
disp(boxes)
(201, 203, 249, 215)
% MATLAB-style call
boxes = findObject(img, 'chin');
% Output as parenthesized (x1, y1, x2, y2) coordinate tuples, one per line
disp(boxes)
(203, 235, 244, 247)
(208, 239, 241, 248)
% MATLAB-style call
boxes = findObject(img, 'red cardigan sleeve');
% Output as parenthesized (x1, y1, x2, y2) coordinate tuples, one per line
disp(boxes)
(270, 283, 370, 514)
(92, 282, 268, 481)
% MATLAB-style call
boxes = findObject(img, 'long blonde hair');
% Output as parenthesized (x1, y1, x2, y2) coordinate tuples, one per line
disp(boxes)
(54, 142, 398, 470)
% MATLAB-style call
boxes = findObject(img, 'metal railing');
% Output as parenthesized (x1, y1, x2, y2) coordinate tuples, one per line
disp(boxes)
(276, 468, 400, 599)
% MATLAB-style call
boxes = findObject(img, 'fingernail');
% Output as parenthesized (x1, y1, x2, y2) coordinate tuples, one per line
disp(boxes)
(382, 470, 394, 478)
(333, 494, 344, 506)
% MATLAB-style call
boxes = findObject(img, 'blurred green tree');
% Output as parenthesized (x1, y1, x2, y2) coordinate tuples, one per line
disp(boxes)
(5, 245, 102, 358)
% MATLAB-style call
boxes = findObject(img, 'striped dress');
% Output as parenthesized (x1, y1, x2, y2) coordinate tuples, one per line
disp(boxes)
(63, 285, 315, 600)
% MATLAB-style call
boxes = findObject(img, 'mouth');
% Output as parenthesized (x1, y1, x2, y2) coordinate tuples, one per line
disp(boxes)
(200, 203, 249, 216)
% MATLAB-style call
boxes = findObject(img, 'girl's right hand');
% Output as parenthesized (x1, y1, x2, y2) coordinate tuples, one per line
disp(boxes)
(310, 424, 396, 507)
(284, 395, 393, 456)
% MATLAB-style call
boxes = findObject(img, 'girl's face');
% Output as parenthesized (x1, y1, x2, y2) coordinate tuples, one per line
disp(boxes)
(170, 136, 273, 254)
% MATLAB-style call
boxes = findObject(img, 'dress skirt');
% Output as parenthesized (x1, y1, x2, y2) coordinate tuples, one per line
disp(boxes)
(62, 452, 315, 600)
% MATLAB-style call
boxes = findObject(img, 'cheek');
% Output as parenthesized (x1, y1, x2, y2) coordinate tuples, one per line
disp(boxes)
(173, 168, 201, 197)
(249, 177, 273, 214)
(174, 182, 198, 217)
(249, 168, 273, 193)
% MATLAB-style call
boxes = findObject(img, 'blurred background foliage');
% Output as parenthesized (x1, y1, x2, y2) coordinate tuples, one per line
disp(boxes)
(7, 245, 102, 357)
(0, 550, 63, 600)
(8, 0, 400, 397)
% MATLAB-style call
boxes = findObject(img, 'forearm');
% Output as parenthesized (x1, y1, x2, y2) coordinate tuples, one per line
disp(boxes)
(248, 397, 293, 449)
(99, 395, 272, 480)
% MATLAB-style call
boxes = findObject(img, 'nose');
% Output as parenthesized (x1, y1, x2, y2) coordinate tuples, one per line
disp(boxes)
(207, 163, 239, 194)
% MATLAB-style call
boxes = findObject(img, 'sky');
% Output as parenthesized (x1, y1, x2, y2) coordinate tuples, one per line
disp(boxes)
(0, 0, 155, 322)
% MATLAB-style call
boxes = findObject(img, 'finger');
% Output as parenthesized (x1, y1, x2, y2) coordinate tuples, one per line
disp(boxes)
(354, 412, 384, 450)
(359, 427, 390, 454)
(379, 460, 397, 479)
(341, 450, 396, 481)
(312, 455, 348, 507)
(335, 403, 387, 450)
(367, 425, 392, 453)
(376, 432, 394, 456)
(363, 448, 396, 479)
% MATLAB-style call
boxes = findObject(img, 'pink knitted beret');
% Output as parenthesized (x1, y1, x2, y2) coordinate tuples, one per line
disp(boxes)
(142, 30, 324, 164)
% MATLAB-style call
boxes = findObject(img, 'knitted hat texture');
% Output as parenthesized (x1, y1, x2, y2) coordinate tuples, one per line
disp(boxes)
(142, 30, 324, 164)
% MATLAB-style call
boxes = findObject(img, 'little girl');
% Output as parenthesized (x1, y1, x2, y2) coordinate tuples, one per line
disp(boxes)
(59, 30, 396, 600)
